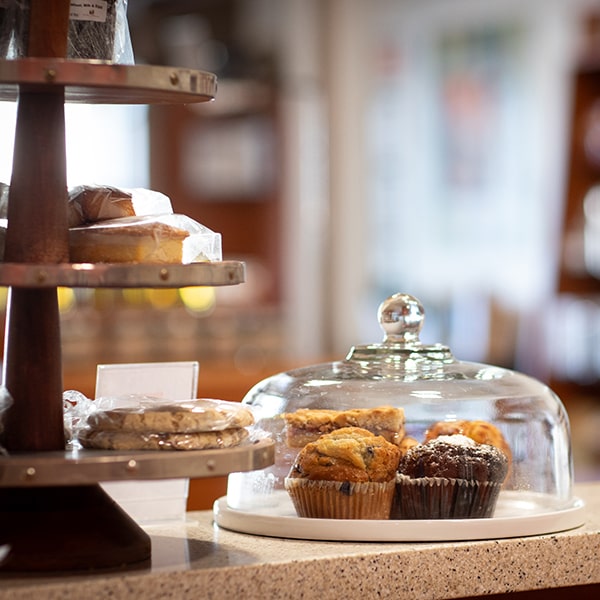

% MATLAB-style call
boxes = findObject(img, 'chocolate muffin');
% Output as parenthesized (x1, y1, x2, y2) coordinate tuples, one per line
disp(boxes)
(424, 419, 512, 468)
(391, 434, 508, 519)
(400, 434, 508, 481)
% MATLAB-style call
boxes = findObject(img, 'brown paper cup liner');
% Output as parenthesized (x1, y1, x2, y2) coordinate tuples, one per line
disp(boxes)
(390, 475, 503, 519)
(284, 478, 395, 520)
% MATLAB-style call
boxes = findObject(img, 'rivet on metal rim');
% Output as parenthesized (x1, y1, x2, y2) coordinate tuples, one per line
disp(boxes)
(24, 467, 36, 480)
(206, 459, 216, 471)
(44, 68, 57, 82)
(169, 72, 179, 86)
(36, 270, 48, 284)
(126, 459, 138, 472)
(159, 268, 169, 281)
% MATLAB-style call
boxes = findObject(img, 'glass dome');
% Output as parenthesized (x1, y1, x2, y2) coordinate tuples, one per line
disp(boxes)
(226, 293, 574, 523)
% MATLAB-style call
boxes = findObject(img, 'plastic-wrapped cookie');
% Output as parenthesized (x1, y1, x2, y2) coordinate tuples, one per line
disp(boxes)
(78, 398, 255, 451)
(79, 428, 249, 451)
(85, 398, 255, 434)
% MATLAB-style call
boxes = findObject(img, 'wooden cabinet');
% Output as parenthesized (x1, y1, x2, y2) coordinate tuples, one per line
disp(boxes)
(559, 65, 600, 294)
(544, 13, 600, 400)
(149, 91, 282, 304)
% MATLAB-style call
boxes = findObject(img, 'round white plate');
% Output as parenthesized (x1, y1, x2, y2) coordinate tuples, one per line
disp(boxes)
(213, 491, 586, 541)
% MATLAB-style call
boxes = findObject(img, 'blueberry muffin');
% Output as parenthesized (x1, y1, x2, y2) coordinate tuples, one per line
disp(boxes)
(285, 427, 401, 519)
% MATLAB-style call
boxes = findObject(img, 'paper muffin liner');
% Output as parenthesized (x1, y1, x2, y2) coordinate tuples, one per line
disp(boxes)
(284, 478, 396, 520)
(390, 475, 503, 519)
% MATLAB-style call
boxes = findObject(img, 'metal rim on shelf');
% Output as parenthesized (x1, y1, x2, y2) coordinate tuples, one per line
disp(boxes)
(0, 438, 274, 487)
(0, 261, 245, 288)
(0, 58, 217, 104)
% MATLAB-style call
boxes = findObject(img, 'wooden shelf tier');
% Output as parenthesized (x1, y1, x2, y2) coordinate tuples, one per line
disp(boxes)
(0, 58, 217, 104)
(0, 439, 274, 488)
(0, 260, 245, 288)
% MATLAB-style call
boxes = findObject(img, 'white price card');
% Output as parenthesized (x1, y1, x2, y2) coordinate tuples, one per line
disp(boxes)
(70, 1, 109, 23)
(95, 361, 199, 400)
(95, 361, 199, 528)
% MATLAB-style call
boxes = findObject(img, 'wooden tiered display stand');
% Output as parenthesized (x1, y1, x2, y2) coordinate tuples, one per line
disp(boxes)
(0, 1, 273, 572)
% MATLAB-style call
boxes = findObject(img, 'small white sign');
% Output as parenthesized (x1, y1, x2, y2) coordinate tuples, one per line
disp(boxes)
(95, 361, 199, 400)
(96, 361, 199, 527)
(70, 1, 108, 23)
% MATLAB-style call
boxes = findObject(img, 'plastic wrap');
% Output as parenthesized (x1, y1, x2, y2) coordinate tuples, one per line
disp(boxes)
(86, 397, 256, 433)
(79, 428, 251, 451)
(70, 395, 261, 451)
(0, 217, 6, 261)
(73, 0, 133, 63)
(3, 0, 134, 63)
(0, 385, 14, 454)
(0, 182, 7, 261)
(0, 0, 10, 58)
(68, 185, 173, 227)
(69, 213, 223, 264)
(0, 385, 13, 429)
(63, 389, 92, 447)
(0, 182, 8, 218)
(5, 0, 31, 58)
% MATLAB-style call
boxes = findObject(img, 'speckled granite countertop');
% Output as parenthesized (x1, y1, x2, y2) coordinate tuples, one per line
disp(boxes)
(1, 482, 599, 600)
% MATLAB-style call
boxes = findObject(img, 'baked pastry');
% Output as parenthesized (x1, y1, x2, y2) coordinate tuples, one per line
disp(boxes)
(284, 426, 401, 519)
(85, 399, 254, 433)
(288, 426, 401, 482)
(283, 406, 405, 447)
(397, 435, 419, 458)
(424, 419, 512, 467)
(391, 434, 509, 519)
(67, 185, 173, 227)
(79, 428, 249, 451)
(69, 215, 189, 263)
(78, 398, 254, 452)
(69, 214, 222, 264)
(398, 434, 508, 481)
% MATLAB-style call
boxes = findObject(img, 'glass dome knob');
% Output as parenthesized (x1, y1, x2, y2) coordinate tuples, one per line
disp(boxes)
(378, 293, 424, 344)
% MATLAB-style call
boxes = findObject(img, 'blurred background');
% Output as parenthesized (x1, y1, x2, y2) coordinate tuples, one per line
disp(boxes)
(2, 0, 600, 505)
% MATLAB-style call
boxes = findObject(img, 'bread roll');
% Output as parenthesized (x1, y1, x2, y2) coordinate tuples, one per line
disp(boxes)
(67, 185, 173, 227)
